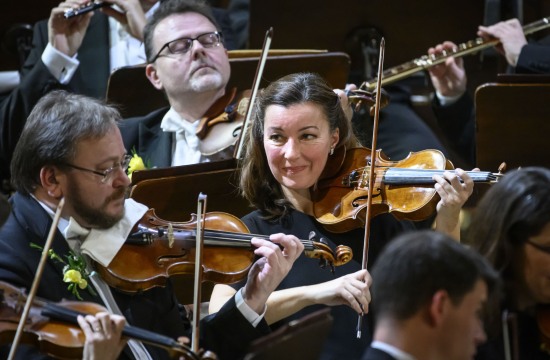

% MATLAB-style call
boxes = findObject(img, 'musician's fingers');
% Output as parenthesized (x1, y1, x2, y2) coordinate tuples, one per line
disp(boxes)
(77, 314, 95, 338)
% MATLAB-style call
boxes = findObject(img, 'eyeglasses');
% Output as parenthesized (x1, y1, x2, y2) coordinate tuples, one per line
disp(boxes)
(149, 31, 223, 63)
(61, 155, 132, 184)
(526, 239, 550, 255)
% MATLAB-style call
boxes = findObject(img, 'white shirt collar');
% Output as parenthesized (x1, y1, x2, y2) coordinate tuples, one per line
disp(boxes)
(108, 2, 159, 71)
(35, 195, 148, 266)
(160, 107, 199, 134)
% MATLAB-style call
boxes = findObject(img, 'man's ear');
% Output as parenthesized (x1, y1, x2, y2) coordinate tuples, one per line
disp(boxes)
(145, 63, 164, 91)
(40, 166, 64, 199)
(427, 290, 451, 327)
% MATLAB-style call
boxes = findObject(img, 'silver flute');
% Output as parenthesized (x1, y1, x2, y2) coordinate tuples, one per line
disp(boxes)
(64, 1, 110, 19)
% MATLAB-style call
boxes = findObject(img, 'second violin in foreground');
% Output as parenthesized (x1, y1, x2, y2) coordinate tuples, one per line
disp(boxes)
(95, 210, 353, 293)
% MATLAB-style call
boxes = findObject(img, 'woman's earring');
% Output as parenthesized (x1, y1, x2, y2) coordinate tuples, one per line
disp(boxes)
(330, 147, 334, 156)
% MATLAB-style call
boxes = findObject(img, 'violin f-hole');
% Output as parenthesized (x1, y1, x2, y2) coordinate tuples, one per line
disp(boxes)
(158, 253, 189, 266)
(351, 188, 381, 207)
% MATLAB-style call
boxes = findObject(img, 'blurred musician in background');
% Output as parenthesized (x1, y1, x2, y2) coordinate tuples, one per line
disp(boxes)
(362, 230, 498, 360)
(467, 167, 550, 359)
(0, 0, 237, 193)
(428, 18, 550, 167)
(119, 0, 236, 167)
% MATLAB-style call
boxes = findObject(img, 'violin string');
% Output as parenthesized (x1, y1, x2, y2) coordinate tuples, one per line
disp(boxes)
(156, 228, 316, 250)
(201, 230, 316, 250)
(349, 167, 495, 186)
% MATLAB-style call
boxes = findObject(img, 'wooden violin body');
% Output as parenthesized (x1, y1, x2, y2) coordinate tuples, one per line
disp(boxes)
(97, 210, 254, 293)
(96, 209, 353, 293)
(312, 147, 502, 233)
(196, 88, 251, 157)
(0, 281, 209, 360)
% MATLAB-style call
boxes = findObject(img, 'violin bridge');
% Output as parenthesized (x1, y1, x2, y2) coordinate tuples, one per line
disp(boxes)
(167, 223, 174, 248)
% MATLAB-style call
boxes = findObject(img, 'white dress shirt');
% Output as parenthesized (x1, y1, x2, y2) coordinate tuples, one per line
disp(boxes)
(160, 107, 207, 166)
(42, 2, 159, 85)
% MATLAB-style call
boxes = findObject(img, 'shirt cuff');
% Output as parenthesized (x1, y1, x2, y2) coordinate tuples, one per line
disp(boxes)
(435, 91, 464, 107)
(235, 287, 266, 327)
(42, 43, 80, 84)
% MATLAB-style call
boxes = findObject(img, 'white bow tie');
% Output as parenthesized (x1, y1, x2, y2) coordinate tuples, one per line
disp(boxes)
(64, 218, 90, 240)
(62, 199, 148, 267)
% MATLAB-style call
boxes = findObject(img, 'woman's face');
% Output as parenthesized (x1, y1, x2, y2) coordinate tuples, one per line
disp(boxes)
(520, 222, 550, 305)
(263, 102, 339, 193)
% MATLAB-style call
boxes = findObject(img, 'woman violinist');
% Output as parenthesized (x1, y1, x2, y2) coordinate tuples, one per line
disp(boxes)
(209, 72, 475, 359)
(0, 90, 303, 359)
(467, 167, 550, 359)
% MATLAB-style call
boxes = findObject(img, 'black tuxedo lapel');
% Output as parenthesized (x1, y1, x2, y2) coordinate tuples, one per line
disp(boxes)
(13, 193, 103, 303)
(13, 193, 68, 282)
(138, 120, 172, 168)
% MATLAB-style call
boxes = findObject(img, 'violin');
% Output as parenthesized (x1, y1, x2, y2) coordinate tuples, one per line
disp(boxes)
(95, 209, 353, 293)
(312, 146, 504, 233)
(346, 88, 390, 115)
(195, 88, 251, 156)
(0, 281, 213, 360)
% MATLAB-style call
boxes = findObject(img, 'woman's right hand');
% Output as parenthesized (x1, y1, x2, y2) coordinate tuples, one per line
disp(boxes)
(78, 312, 127, 360)
(309, 269, 372, 314)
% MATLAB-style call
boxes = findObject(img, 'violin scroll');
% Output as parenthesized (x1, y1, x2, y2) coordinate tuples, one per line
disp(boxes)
(347, 88, 390, 115)
(306, 232, 352, 272)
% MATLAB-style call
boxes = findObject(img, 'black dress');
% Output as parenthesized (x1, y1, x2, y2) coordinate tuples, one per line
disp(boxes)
(233, 209, 416, 360)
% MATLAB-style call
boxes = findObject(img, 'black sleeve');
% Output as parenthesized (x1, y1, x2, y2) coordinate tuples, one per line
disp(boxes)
(515, 42, 550, 74)
(201, 295, 270, 359)
(0, 20, 69, 187)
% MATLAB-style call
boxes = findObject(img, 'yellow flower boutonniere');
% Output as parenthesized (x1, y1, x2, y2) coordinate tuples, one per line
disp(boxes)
(30, 243, 97, 300)
(127, 148, 148, 181)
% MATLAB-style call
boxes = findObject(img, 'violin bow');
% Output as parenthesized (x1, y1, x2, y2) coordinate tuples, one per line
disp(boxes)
(234, 27, 273, 160)
(191, 193, 208, 353)
(356, 38, 385, 339)
(8, 198, 65, 360)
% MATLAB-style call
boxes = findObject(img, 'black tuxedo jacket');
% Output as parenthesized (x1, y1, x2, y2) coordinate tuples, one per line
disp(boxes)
(0, 14, 109, 190)
(0, 192, 269, 359)
(120, 107, 173, 168)
(0, 8, 236, 190)
(362, 347, 398, 360)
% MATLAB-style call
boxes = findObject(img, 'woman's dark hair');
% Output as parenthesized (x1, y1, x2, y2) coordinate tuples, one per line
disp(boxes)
(466, 167, 550, 335)
(239, 72, 357, 220)
(467, 167, 550, 275)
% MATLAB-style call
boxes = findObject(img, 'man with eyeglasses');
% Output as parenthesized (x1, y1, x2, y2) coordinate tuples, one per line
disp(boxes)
(119, 0, 235, 167)
(0, 90, 304, 359)
(0, 0, 237, 193)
